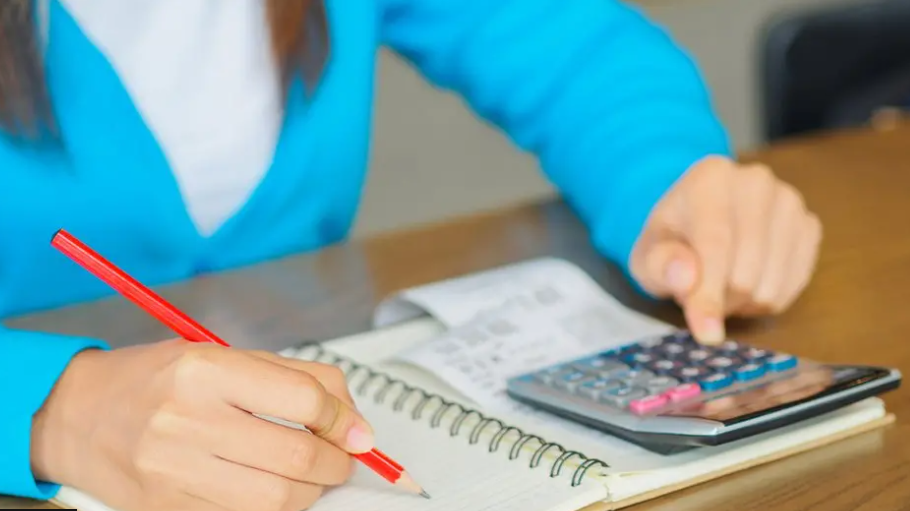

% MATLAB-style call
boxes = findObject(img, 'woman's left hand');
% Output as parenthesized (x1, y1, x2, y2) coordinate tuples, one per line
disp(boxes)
(629, 155, 823, 345)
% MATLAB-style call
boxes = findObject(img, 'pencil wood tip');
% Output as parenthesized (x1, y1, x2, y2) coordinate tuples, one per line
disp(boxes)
(396, 472, 430, 498)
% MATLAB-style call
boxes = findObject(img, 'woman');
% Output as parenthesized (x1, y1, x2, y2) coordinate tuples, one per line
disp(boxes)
(0, 1, 822, 510)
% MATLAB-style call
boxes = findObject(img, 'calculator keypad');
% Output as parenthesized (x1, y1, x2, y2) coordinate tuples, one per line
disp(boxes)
(529, 332, 800, 416)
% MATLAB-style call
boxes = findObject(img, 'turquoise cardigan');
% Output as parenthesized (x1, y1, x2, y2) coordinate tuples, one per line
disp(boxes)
(0, 0, 729, 499)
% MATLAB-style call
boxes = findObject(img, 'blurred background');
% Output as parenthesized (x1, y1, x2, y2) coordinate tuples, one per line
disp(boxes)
(355, 0, 910, 237)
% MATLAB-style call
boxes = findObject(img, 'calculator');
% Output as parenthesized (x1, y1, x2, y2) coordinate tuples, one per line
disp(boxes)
(506, 331, 901, 454)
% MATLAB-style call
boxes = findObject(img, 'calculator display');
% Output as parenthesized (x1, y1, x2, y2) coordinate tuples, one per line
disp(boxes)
(659, 364, 889, 424)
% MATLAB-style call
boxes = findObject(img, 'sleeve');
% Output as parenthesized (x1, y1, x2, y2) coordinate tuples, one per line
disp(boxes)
(378, 0, 732, 270)
(0, 326, 108, 499)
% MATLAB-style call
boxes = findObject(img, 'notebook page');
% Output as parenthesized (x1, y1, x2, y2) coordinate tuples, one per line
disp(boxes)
(309, 384, 609, 511)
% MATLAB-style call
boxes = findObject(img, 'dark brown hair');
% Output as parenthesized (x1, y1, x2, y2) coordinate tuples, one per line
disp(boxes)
(0, 0, 329, 139)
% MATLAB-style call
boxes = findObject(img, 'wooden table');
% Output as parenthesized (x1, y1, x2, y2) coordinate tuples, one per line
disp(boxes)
(3, 121, 910, 510)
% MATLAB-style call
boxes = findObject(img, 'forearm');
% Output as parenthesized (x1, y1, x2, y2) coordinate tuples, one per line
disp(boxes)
(382, 0, 731, 269)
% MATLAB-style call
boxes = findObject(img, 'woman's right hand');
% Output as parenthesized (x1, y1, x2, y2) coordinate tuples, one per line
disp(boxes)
(30, 339, 374, 511)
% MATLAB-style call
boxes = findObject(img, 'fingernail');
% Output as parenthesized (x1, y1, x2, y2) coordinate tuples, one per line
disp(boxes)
(665, 260, 694, 293)
(346, 424, 375, 453)
(698, 318, 725, 345)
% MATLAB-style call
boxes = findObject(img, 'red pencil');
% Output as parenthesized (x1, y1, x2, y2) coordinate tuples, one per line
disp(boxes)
(51, 229, 429, 499)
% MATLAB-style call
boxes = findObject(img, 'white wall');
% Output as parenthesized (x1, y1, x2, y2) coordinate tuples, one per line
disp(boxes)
(354, 0, 873, 237)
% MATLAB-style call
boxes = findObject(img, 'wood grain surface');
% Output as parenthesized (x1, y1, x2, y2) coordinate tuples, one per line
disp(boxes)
(3, 121, 910, 510)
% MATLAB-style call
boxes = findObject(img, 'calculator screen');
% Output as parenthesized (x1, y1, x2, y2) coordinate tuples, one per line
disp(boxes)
(659, 364, 885, 424)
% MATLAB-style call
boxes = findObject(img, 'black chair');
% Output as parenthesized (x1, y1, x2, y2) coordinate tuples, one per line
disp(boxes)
(759, 0, 910, 142)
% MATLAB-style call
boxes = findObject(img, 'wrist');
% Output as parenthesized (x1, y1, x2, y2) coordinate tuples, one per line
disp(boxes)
(31, 348, 108, 488)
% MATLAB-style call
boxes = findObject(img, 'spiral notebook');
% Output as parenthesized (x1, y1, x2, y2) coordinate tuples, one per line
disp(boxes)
(54, 258, 894, 511)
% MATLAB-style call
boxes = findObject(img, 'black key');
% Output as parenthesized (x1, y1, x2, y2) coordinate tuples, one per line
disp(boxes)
(672, 366, 713, 382)
(687, 348, 713, 363)
(718, 340, 741, 353)
(705, 356, 744, 371)
(638, 337, 664, 349)
(647, 359, 685, 375)
(658, 342, 689, 358)
(662, 331, 697, 345)
(739, 347, 773, 361)
(623, 352, 657, 367)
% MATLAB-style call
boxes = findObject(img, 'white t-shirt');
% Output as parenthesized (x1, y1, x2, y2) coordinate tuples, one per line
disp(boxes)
(60, 0, 282, 236)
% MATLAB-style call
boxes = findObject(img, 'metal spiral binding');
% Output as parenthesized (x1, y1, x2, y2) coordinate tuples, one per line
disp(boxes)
(289, 341, 610, 488)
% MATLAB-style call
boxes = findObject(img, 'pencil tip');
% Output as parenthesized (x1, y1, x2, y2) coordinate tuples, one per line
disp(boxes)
(420, 489, 431, 499)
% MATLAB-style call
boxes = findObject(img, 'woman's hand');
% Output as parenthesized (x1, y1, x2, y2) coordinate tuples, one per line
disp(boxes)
(30, 340, 372, 511)
(630, 156, 823, 345)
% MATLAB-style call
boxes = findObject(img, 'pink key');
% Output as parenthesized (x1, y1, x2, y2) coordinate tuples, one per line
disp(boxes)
(629, 394, 669, 414)
(664, 383, 702, 402)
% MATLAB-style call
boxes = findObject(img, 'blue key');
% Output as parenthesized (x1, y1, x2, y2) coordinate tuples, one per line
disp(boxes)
(699, 372, 734, 391)
(614, 344, 643, 357)
(598, 347, 623, 358)
(766, 354, 798, 372)
(734, 363, 766, 382)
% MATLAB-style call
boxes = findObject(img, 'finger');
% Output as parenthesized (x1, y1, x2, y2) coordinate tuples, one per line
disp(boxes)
(631, 237, 699, 300)
(209, 406, 353, 486)
(726, 165, 776, 314)
(212, 352, 375, 453)
(184, 454, 324, 511)
(752, 183, 808, 313)
(681, 166, 734, 344)
(248, 352, 357, 408)
(776, 213, 823, 310)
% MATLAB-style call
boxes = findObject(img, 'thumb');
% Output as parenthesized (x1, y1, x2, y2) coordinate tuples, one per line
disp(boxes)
(632, 238, 699, 300)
